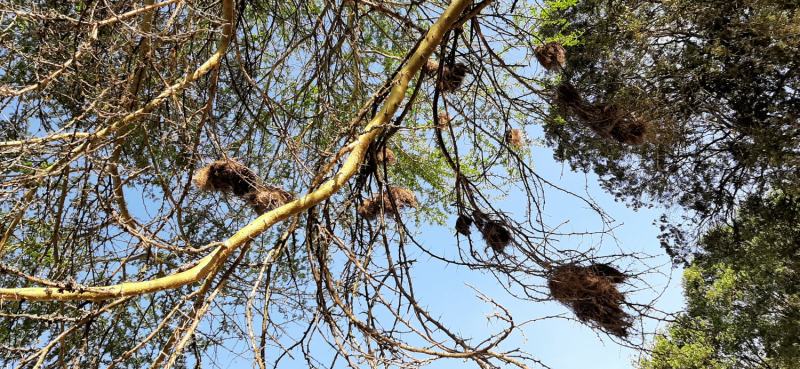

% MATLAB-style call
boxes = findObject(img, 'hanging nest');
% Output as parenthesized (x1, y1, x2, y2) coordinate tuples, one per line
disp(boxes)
(534, 41, 566, 71)
(480, 221, 512, 253)
(244, 185, 296, 215)
(471, 209, 489, 228)
(455, 215, 473, 235)
(609, 117, 650, 146)
(193, 160, 258, 196)
(547, 264, 632, 337)
(571, 100, 651, 146)
(555, 83, 583, 107)
(357, 187, 417, 220)
(437, 63, 471, 93)
(421, 60, 440, 78)
(584, 103, 623, 139)
(436, 112, 451, 129)
(375, 147, 397, 166)
(505, 129, 524, 148)
(590, 263, 627, 283)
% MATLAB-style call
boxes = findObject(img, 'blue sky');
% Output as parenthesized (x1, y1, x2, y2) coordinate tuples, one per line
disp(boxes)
(401, 137, 684, 368)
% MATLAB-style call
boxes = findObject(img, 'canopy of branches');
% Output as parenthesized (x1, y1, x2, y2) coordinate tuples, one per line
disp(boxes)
(539, 0, 800, 259)
(0, 0, 655, 367)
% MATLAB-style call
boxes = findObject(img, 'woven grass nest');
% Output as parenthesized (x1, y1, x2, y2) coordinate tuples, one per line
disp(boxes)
(455, 215, 472, 235)
(439, 63, 470, 92)
(610, 117, 650, 146)
(553, 84, 650, 146)
(555, 83, 583, 108)
(193, 160, 294, 215)
(245, 186, 296, 215)
(582, 103, 623, 138)
(480, 221, 512, 253)
(535, 41, 566, 71)
(422, 60, 470, 93)
(505, 129, 524, 148)
(357, 187, 417, 220)
(375, 147, 397, 166)
(421, 60, 440, 77)
(547, 263, 632, 337)
(437, 112, 451, 129)
(192, 160, 258, 196)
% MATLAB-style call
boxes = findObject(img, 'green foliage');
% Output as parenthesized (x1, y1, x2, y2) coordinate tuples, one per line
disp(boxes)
(537, 0, 800, 259)
(638, 194, 800, 368)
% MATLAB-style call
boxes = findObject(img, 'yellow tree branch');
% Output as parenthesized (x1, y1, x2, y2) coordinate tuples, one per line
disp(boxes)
(0, 0, 470, 302)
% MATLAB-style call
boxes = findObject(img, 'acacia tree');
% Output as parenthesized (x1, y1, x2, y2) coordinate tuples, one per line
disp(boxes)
(0, 0, 658, 367)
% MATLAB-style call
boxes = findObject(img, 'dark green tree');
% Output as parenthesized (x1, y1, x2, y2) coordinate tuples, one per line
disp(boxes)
(538, 0, 800, 259)
(638, 194, 800, 368)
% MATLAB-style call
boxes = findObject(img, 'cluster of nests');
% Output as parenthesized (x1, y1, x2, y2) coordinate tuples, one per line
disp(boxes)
(556, 84, 650, 146)
(547, 263, 632, 337)
(193, 160, 295, 215)
(421, 60, 471, 93)
(454, 212, 512, 254)
(357, 187, 417, 220)
(533, 40, 649, 145)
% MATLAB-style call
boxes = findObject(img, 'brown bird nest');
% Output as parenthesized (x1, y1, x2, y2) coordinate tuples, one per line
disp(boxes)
(437, 63, 470, 93)
(436, 112, 451, 129)
(582, 104, 650, 145)
(547, 264, 632, 337)
(505, 129, 524, 148)
(555, 83, 583, 107)
(554, 88, 651, 146)
(193, 160, 258, 196)
(245, 185, 296, 215)
(609, 117, 650, 146)
(375, 147, 397, 166)
(589, 263, 628, 284)
(480, 221, 512, 253)
(583, 103, 623, 138)
(357, 187, 417, 220)
(535, 41, 566, 71)
(455, 215, 472, 235)
(421, 60, 440, 78)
